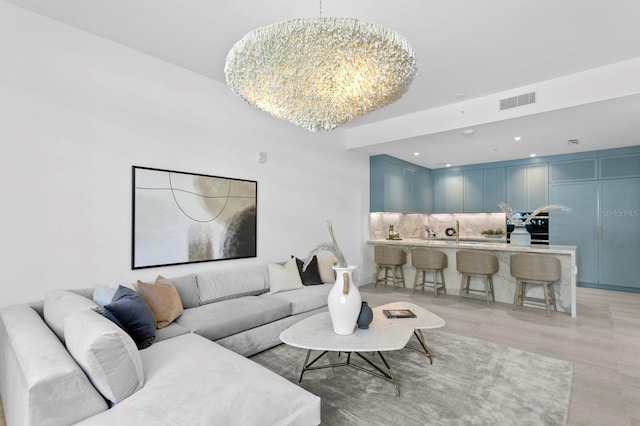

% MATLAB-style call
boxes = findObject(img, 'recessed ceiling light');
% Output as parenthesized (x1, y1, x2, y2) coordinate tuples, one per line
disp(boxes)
(462, 129, 475, 136)
(446, 163, 452, 167)
(530, 153, 536, 157)
(454, 93, 466, 99)
(414, 152, 419, 156)
(514, 136, 522, 141)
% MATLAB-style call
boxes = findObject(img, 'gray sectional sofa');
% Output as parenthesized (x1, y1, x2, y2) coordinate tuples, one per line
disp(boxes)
(0, 261, 333, 426)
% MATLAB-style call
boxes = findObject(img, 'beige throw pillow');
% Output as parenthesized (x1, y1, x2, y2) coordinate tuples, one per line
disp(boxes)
(317, 256, 337, 284)
(137, 276, 184, 329)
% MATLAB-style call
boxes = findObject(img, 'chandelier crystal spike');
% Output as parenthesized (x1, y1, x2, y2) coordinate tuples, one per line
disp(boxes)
(224, 4, 417, 132)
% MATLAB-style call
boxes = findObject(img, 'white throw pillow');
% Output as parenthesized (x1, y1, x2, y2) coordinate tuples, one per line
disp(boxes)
(64, 309, 144, 405)
(268, 258, 304, 295)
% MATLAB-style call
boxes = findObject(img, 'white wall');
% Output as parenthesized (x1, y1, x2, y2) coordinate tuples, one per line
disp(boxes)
(0, 3, 370, 307)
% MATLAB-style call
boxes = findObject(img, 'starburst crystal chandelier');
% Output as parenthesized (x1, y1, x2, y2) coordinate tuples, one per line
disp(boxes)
(225, 15, 417, 132)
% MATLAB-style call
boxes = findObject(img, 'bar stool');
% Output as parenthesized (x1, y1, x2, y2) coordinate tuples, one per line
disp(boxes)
(411, 248, 447, 298)
(456, 251, 498, 306)
(510, 253, 560, 317)
(373, 246, 406, 288)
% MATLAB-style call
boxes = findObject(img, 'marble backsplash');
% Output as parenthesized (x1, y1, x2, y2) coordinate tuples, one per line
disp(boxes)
(370, 212, 507, 240)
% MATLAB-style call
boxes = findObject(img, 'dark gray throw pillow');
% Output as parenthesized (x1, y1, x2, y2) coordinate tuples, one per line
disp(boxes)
(103, 285, 156, 349)
(293, 255, 323, 286)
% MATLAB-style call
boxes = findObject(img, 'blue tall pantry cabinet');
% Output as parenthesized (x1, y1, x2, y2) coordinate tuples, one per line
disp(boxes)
(549, 154, 640, 292)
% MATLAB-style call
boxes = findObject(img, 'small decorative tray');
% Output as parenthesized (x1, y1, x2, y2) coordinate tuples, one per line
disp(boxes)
(383, 309, 416, 318)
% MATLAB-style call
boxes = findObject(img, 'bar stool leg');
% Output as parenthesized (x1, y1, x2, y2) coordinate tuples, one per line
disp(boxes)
(440, 270, 447, 295)
(512, 279, 520, 310)
(432, 270, 438, 298)
(399, 266, 405, 288)
(483, 276, 491, 306)
(543, 283, 551, 317)
(489, 276, 496, 302)
(550, 283, 558, 312)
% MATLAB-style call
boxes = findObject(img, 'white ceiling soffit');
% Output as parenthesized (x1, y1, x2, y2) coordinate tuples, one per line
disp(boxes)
(345, 58, 640, 149)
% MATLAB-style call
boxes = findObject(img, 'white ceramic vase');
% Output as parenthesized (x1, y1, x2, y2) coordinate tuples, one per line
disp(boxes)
(510, 225, 531, 246)
(327, 265, 361, 335)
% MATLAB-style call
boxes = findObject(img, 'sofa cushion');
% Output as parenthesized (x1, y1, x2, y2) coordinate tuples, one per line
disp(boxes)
(318, 255, 337, 284)
(0, 304, 108, 426)
(166, 273, 200, 309)
(195, 264, 269, 305)
(137, 276, 184, 328)
(267, 258, 304, 295)
(175, 296, 291, 341)
(154, 321, 190, 343)
(103, 286, 156, 349)
(73, 333, 321, 426)
(65, 309, 144, 406)
(263, 284, 333, 315)
(294, 255, 323, 285)
(43, 289, 100, 343)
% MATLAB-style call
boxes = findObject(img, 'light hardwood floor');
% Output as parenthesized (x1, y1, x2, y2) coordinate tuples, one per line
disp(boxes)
(1, 285, 637, 426)
(359, 283, 640, 426)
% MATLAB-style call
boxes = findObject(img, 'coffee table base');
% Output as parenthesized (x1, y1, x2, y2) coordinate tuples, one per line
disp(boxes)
(299, 350, 400, 396)
(404, 329, 433, 364)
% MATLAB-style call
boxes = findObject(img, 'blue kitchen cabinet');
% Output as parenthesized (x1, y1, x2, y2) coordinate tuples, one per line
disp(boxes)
(507, 164, 548, 211)
(433, 172, 463, 213)
(550, 177, 640, 291)
(483, 167, 506, 212)
(463, 169, 483, 212)
(549, 182, 599, 284)
(370, 155, 432, 213)
(599, 178, 640, 290)
(443, 172, 464, 213)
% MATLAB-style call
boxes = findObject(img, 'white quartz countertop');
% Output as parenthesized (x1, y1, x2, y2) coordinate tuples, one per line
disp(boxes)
(367, 238, 577, 255)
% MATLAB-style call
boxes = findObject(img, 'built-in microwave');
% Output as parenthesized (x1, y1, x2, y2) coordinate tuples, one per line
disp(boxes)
(506, 212, 549, 245)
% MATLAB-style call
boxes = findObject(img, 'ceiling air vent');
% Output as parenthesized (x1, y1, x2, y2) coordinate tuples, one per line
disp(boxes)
(567, 139, 580, 146)
(499, 92, 536, 110)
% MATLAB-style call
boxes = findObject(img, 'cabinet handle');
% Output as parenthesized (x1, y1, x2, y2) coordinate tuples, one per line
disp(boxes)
(595, 226, 599, 239)
(599, 226, 603, 239)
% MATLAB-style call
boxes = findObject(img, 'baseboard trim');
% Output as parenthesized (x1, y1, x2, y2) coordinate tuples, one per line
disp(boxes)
(578, 282, 640, 293)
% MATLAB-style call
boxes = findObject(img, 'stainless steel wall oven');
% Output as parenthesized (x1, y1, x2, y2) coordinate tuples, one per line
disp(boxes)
(506, 212, 549, 245)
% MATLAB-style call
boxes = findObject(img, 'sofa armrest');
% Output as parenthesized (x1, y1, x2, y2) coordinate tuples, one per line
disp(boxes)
(0, 304, 107, 426)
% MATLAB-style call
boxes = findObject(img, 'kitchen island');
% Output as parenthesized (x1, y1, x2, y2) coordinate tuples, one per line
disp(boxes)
(367, 238, 578, 317)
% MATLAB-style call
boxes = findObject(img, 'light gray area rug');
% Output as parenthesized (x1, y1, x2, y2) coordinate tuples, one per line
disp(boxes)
(251, 331, 572, 426)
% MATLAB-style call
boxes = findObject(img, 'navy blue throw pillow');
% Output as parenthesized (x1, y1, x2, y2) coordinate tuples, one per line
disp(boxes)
(103, 285, 156, 349)
(293, 255, 323, 286)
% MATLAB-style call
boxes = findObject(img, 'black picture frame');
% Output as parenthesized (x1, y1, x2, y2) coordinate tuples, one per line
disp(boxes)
(132, 166, 257, 269)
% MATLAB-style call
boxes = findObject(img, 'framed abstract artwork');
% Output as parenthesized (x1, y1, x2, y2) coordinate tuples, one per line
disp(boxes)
(132, 166, 257, 269)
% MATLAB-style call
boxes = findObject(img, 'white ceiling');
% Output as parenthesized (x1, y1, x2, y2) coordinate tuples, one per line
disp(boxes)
(5, 0, 640, 168)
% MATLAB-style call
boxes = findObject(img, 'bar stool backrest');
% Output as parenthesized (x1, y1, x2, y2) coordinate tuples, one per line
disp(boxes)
(374, 246, 406, 265)
(510, 253, 561, 282)
(456, 251, 499, 275)
(411, 248, 447, 270)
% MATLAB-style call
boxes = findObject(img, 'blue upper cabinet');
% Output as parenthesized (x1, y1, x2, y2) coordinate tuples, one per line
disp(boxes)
(369, 155, 432, 213)
(433, 172, 464, 213)
(463, 169, 483, 212)
(483, 167, 506, 212)
(506, 164, 548, 211)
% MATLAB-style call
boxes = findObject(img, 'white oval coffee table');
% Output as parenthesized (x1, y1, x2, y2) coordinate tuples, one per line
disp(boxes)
(279, 301, 445, 395)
